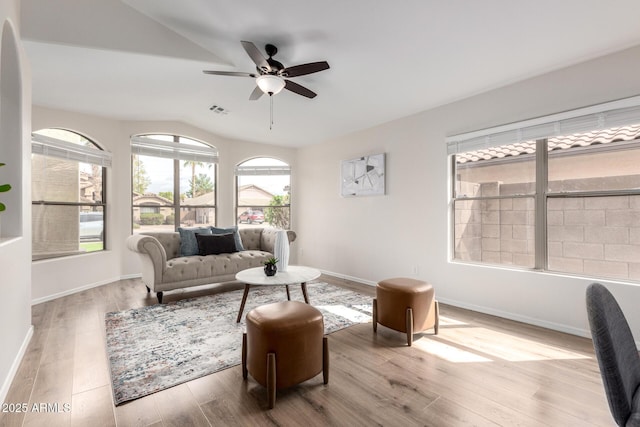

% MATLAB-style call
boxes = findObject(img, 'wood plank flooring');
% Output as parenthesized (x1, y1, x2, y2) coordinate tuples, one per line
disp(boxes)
(0, 276, 613, 426)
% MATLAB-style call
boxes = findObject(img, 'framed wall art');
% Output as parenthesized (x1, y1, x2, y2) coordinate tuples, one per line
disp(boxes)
(340, 153, 385, 197)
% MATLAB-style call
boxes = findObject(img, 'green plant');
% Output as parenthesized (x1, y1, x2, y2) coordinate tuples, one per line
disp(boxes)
(0, 163, 11, 212)
(263, 257, 278, 266)
(264, 194, 290, 229)
(139, 213, 164, 225)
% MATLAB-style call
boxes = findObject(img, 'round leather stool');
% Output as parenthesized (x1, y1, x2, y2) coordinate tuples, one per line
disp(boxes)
(242, 300, 328, 409)
(373, 277, 439, 346)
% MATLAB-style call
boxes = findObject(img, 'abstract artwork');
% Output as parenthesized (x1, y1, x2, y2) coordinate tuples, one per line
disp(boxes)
(341, 153, 385, 197)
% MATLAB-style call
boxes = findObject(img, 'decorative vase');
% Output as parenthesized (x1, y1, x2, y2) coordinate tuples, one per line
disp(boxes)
(264, 264, 277, 277)
(274, 230, 290, 272)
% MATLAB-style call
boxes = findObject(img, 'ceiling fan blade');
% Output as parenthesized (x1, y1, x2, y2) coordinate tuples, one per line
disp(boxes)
(241, 40, 271, 72)
(203, 70, 257, 78)
(249, 86, 264, 101)
(284, 80, 317, 99)
(281, 61, 330, 78)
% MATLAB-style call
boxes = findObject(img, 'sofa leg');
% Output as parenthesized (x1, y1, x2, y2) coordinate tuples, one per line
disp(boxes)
(157, 291, 163, 304)
(372, 298, 378, 333)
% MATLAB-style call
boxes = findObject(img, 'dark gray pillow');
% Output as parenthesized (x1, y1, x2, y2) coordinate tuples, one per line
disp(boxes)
(178, 226, 213, 256)
(211, 225, 245, 251)
(196, 233, 237, 256)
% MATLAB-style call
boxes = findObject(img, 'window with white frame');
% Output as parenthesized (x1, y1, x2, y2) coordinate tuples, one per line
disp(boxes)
(235, 158, 291, 230)
(32, 128, 111, 261)
(449, 98, 640, 282)
(131, 134, 218, 233)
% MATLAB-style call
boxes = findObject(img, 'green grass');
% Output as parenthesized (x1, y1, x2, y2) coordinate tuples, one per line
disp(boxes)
(79, 242, 104, 252)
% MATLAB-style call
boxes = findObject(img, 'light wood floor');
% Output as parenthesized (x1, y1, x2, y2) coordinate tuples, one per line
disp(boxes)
(0, 276, 613, 427)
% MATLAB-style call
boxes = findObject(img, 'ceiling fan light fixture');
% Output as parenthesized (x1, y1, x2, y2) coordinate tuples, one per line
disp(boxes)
(256, 74, 285, 95)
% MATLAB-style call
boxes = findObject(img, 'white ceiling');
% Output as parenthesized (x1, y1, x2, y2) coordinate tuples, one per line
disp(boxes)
(21, 0, 640, 147)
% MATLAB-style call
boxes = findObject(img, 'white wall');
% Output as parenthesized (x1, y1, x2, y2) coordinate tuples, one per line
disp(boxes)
(0, 0, 34, 405)
(295, 44, 640, 340)
(24, 30, 640, 363)
(31, 107, 297, 302)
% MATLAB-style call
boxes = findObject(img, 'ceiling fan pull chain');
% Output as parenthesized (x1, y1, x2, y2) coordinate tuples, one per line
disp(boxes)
(270, 95, 274, 130)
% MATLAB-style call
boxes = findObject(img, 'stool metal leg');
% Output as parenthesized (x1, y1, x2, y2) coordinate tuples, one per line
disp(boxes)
(406, 307, 413, 346)
(372, 298, 378, 333)
(267, 353, 276, 409)
(323, 336, 329, 384)
(242, 333, 248, 379)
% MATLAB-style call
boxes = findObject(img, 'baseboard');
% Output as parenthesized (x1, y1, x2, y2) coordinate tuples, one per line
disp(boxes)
(317, 269, 593, 339)
(435, 296, 592, 339)
(0, 325, 33, 405)
(31, 274, 141, 305)
(319, 269, 376, 287)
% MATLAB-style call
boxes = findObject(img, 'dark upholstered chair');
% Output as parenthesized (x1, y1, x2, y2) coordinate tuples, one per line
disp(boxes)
(586, 283, 640, 426)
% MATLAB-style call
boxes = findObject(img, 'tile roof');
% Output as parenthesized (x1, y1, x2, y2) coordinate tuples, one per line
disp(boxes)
(456, 124, 640, 163)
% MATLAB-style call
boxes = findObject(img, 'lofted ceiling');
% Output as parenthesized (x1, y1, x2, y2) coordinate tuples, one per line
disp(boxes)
(20, 0, 640, 147)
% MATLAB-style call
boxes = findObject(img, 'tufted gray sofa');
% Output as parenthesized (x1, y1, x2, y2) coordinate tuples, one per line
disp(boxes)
(126, 228, 296, 303)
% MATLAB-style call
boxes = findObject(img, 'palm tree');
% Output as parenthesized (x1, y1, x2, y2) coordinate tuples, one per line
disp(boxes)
(183, 160, 213, 199)
(186, 174, 214, 198)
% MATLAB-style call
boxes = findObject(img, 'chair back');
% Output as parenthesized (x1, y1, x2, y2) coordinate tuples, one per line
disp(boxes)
(586, 282, 640, 426)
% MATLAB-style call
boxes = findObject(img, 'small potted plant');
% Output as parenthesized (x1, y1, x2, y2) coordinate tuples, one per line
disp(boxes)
(263, 257, 278, 277)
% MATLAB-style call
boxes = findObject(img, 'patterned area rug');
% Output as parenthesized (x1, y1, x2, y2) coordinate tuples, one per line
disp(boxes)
(105, 282, 372, 405)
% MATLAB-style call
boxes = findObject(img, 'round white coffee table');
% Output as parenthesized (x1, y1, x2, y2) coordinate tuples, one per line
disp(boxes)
(235, 265, 321, 323)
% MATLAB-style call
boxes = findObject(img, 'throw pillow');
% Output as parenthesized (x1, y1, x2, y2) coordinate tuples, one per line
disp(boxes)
(178, 226, 213, 256)
(196, 233, 237, 256)
(211, 226, 245, 251)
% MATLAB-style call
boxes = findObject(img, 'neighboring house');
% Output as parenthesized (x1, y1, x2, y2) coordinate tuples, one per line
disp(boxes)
(132, 193, 174, 223)
(237, 184, 275, 207)
(80, 169, 102, 210)
(181, 191, 216, 225)
(132, 186, 275, 227)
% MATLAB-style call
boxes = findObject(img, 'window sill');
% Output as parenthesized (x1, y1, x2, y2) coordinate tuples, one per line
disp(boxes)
(0, 236, 21, 247)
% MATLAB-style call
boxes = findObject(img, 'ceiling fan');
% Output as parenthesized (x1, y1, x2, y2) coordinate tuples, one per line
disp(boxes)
(203, 41, 330, 100)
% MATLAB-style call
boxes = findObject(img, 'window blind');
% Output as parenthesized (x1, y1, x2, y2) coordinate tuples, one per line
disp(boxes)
(446, 95, 640, 155)
(31, 133, 112, 167)
(130, 135, 218, 163)
(234, 165, 290, 176)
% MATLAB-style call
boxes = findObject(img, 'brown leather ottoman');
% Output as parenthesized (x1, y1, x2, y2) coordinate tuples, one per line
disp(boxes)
(242, 300, 329, 409)
(373, 277, 439, 346)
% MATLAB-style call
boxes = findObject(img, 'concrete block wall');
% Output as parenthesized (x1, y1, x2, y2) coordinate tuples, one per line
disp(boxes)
(455, 177, 640, 281)
(455, 181, 535, 267)
(549, 193, 640, 280)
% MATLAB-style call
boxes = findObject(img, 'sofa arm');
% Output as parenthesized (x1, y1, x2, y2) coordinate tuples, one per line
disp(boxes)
(260, 229, 297, 253)
(126, 234, 167, 288)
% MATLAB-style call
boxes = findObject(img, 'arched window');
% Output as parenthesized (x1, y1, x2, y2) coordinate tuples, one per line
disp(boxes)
(131, 134, 218, 232)
(235, 157, 291, 229)
(31, 128, 111, 260)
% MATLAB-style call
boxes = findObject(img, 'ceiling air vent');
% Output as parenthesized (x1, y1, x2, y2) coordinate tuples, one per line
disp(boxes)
(209, 105, 229, 115)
